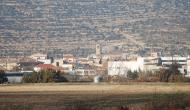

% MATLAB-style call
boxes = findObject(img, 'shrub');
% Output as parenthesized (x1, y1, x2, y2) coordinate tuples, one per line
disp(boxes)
(156, 63, 185, 82)
(138, 71, 160, 82)
(22, 70, 66, 83)
(127, 70, 139, 80)
(0, 70, 7, 83)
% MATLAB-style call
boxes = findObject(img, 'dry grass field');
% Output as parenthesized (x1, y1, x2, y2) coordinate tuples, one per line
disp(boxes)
(0, 83, 190, 110)
(1, 83, 190, 94)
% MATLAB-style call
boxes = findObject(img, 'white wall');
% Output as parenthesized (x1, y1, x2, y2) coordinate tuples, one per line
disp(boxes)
(161, 57, 187, 65)
(75, 69, 96, 76)
(30, 53, 47, 61)
(37, 59, 51, 64)
(108, 56, 190, 77)
(108, 57, 144, 76)
(52, 59, 64, 67)
(61, 64, 73, 73)
(7, 76, 22, 83)
(187, 60, 190, 77)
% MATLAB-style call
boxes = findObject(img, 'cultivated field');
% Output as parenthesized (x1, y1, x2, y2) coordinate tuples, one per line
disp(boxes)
(0, 83, 190, 110)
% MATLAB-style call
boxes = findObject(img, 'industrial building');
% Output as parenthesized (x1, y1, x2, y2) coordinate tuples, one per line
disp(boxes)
(161, 56, 188, 74)
(108, 57, 144, 76)
(108, 53, 190, 77)
(187, 59, 190, 77)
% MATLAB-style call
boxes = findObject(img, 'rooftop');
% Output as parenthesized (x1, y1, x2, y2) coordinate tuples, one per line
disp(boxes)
(37, 64, 56, 70)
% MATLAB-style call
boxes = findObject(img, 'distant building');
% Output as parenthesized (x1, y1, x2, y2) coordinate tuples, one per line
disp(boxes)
(77, 58, 93, 65)
(34, 64, 57, 72)
(30, 53, 47, 61)
(5, 72, 32, 83)
(102, 53, 126, 61)
(108, 53, 190, 77)
(186, 59, 190, 77)
(63, 54, 76, 63)
(19, 57, 36, 62)
(0, 57, 19, 70)
(75, 64, 96, 76)
(61, 64, 74, 73)
(108, 57, 144, 77)
(108, 61, 128, 77)
(96, 44, 101, 57)
(161, 56, 187, 74)
(143, 53, 162, 72)
(37, 59, 51, 64)
(51, 58, 74, 73)
(161, 57, 187, 66)
(17, 61, 43, 71)
(0, 65, 6, 71)
(52, 59, 64, 67)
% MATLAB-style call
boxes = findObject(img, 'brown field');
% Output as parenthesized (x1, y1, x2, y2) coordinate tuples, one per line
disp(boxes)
(0, 83, 190, 110)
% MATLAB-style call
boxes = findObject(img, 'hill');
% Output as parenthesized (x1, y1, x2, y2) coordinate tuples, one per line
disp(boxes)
(0, 0, 190, 56)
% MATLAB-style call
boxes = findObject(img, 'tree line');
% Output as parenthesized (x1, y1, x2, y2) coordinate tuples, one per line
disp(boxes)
(0, 69, 68, 84)
(22, 70, 68, 83)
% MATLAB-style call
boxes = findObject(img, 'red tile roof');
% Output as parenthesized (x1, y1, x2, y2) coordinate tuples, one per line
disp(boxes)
(37, 64, 56, 70)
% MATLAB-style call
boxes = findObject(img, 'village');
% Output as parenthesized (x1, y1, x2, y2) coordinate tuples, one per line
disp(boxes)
(1, 0, 190, 110)
(0, 43, 190, 84)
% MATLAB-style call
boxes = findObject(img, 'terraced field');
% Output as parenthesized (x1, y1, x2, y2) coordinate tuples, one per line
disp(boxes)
(1, 0, 190, 56)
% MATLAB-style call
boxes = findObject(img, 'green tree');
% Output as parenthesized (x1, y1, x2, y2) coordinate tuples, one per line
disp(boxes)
(23, 70, 58, 83)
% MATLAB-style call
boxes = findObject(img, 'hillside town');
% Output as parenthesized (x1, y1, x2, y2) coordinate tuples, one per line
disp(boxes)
(0, 43, 190, 83)
(1, 0, 190, 83)
(1, 1, 190, 110)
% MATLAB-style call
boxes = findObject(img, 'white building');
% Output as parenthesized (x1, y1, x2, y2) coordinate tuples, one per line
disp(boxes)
(108, 53, 190, 77)
(74, 64, 97, 76)
(108, 57, 144, 77)
(187, 59, 190, 77)
(51, 58, 74, 73)
(77, 58, 93, 65)
(5, 72, 23, 83)
(75, 69, 96, 76)
(102, 53, 127, 61)
(5, 72, 32, 83)
(52, 59, 64, 67)
(63, 54, 76, 63)
(37, 59, 51, 64)
(161, 57, 187, 66)
(30, 53, 47, 61)
(143, 53, 162, 72)
(161, 56, 187, 74)
(61, 64, 73, 73)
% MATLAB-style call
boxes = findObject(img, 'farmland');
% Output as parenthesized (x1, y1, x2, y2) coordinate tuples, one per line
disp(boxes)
(0, 83, 190, 110)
